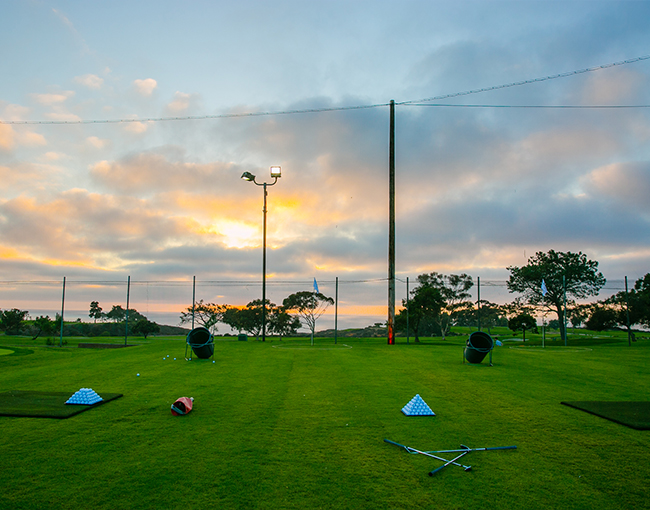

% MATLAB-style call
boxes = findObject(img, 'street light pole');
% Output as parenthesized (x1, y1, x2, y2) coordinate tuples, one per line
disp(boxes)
(262, 182, 268, 342)
(242, 167, 281, 342)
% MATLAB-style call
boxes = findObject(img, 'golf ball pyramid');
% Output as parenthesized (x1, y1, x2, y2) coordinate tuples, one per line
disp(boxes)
(401, 394, 435, 416)
(65, 388, 103, 405)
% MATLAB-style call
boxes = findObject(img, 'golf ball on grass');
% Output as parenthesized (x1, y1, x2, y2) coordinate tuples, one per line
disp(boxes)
(137, 373, 140, 377)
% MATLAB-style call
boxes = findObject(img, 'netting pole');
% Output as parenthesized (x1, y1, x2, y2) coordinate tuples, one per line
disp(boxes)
(625, 276, 632, 347)
(477, 276, 481, 332)
(59, 276, 66, 347)
(387, 99, 396, 345)
(192, 275, 196, 330)
(124, 276, 130, 346)
(334, 277, 338, 345)
(406, 276, 410, 345)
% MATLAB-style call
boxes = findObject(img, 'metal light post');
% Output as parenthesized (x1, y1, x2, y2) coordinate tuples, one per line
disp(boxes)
(241, 166, 281, 342)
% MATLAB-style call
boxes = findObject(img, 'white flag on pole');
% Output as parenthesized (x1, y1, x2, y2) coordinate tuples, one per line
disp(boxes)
(313, 278, 319, 294)
(541, 279, 548, 296)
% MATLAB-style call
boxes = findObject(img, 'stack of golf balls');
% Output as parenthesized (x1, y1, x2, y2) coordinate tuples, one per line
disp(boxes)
(65, 388, 103, 405)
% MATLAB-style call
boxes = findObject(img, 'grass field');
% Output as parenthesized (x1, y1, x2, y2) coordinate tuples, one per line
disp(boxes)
(0, 332, 648, 509)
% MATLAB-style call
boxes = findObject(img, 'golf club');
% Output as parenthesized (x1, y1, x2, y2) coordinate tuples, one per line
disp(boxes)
(425, 444, 518, 454)
(429, 451, 469, 477)
(384, 439, 472, 471)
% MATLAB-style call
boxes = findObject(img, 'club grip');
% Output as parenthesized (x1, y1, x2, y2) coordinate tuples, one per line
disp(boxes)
(486, 446, 517, 451)
(428, 465, 445, 476)
(384, 439, 405, 448)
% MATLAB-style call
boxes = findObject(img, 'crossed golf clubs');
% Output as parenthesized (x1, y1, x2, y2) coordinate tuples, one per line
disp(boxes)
(384, 439, 517, 476)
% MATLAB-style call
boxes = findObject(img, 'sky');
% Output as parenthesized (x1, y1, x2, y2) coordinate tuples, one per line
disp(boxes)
(1, 0, 650, 330)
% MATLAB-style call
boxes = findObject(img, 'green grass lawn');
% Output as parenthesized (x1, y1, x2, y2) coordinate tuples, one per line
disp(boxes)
(0, 334, 648, 509)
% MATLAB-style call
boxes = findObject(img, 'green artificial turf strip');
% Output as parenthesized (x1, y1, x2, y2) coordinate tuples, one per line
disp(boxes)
(0, 390, 123, 418)
(0, 335, 649, 510)
(561, 401, 650, 430)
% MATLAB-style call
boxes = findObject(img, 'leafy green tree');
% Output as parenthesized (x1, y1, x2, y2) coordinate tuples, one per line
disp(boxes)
(0, 308, 29, 335)
(89, 301, 103, 323)
(180, 300, 226, 333)
(222, 300, 273, 340)
(508, 313, 538, 342)
(603, 273, 650, 329)
(585, 306, 618, 331)
(131, 318, 160, 339)
(268, 306, 301, 340)
(106, 305, 126, 323)
(395, 278, 444, 342)
(631, 273, 650, 328)
(507, 250, 605, 343)
(282, 291, 334, 344)
(567, 303, 591, 328)
(414, 273, 474, 340)
(476, 300, 508, 333)
(32, 315, 56, 341)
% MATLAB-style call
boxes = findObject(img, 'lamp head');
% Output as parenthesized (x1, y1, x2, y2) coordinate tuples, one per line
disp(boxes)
(241, 171, 256, 182)
(270, 166, 281, 178)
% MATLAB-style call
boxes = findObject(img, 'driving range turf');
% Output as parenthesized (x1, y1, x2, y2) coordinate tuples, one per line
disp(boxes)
(0, 333, 648, 509)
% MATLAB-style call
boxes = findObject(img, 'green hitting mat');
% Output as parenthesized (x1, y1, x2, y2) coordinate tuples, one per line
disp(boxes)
(0, 390, 123, 419)
(561, 401, 650, 430)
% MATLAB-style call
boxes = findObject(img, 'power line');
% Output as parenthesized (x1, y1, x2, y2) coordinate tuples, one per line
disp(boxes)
(1, 54, 649, 125)
(0, 103, 388, 126)
(398, 54, 650, 105)
(405, 103, 650, 109)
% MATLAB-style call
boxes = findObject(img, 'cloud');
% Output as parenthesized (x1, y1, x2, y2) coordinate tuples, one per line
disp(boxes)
(16, 131, 47, 147)
(167, 92, 192, 112)
(86, 136, 109, 149)
(74, 74, 104, 89)
(133, 78, 158, 96)
(123, 121, 150, 134)
(41, 152, 65, 162)
(0, 124, 14, 151)
(32, 91, 75, 106)
(582, 161, 650, 211)
(90, 151, 240, 194)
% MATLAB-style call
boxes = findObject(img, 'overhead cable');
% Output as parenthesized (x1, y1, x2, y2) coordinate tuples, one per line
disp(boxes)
(1, 55, 649, 125)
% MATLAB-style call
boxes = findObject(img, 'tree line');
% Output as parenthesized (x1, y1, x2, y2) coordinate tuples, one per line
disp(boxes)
(178, 291, 335, 341)
(395, 250, 649, 342)
(1, 250, 648, 341)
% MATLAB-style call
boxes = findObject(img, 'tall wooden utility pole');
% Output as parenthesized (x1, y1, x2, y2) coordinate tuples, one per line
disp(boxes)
(388, 100, 396, 345)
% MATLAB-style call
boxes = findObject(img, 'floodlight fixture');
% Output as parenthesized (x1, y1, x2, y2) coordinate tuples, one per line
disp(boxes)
(241, 171, 256, 182)
(270, 166, 282, 178)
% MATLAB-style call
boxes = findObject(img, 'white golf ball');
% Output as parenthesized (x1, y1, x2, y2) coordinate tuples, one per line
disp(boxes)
(213, 361, 215, 363)
(174, 358, 176, 360)
(137, 373, 140, 376)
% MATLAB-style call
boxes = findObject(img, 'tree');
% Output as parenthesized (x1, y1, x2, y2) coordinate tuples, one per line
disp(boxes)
(395, 278, 444, 342)
(131, 318, 160, 339)
(282, 291, 334, 344)
(222, 300, 272, 340)
(32, 315, 56, 341)
(507, 250, 605, 343)
(631, 273, 650, 328)
(0, 308, 29, 335)
(268, 306, 301, 340)
(89, 301, 103, 323)
(415, 273, 474, 340)
(604, 273, 650, 329)
(585, 305, 618, 331)
(180, 300, 226, 333)
(508, 313, 537, 342)
(105, 305, 126, 323)
(567, 303, 591, 328)
(476, 300, 508, 333)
